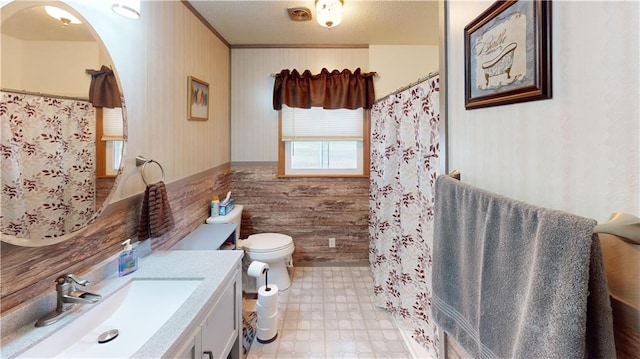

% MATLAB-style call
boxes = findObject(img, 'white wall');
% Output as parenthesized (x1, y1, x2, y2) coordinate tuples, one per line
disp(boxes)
(231, 48, 369, 162)
(369, 45, 439, 100)
(446, 1, 639, 222)
(0, 34, 22, 89)
(61, 0, 231, 201)
(231, 45, 437, 162)
(12, 40, 98, 97)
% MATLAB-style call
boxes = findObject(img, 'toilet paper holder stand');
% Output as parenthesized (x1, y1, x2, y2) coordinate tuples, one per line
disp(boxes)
(249, 260, 279, 344)
(248, 261, 274, 291)
(263, 267, 274, 292)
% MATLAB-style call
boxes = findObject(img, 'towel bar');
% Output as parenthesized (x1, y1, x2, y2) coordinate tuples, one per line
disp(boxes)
(593, 212, 640, 245)
(135, 155, 165, 186)
(442, 172, 636, 244)
(447, 169, 461, 180)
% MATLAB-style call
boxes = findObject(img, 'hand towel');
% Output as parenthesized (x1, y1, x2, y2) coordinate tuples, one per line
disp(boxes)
(137, 181, 175, 240)
(432, 175, 615, 359)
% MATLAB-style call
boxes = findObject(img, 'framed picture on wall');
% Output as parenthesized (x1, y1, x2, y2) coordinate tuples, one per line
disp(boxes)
(464, 0, 552, 110)
(188, 76, 209, 120)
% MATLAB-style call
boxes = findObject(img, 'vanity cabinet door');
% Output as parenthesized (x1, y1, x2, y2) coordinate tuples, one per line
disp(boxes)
(173, 327, 202, 359)
(201, 277, 239, 359)
(170, 262, 241, 359)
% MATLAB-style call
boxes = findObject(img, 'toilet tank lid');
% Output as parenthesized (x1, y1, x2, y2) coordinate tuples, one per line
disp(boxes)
(244, 233, 293, 251)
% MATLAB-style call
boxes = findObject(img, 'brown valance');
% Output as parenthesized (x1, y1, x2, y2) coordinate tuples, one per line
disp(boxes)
(85, 65, 122, 108)
(273, 68, 376, 110)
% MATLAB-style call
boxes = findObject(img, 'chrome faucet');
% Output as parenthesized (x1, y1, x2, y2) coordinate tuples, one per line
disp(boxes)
(35, 274, 102, 327)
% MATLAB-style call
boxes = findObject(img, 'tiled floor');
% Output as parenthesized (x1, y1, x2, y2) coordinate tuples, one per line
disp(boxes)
(246, 266, 412, 359)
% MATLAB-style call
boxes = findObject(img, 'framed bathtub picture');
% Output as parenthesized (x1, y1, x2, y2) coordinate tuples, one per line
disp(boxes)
(464, 0, 552, 110)
(187, 76, 209, 120)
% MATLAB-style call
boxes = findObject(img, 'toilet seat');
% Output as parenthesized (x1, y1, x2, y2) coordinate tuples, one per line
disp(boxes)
(243, 233, 293, 253)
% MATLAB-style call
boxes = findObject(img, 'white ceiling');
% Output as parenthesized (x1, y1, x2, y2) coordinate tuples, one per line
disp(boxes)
(1, 1, 440, 47)
(187, 1, 440, 47)
(1, 5, 95, 41)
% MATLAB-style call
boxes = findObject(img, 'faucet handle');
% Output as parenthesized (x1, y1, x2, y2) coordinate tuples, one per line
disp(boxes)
(56, 274, 89, 287)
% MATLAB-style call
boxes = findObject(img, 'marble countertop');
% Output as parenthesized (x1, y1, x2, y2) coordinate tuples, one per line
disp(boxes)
(2, 249, 243, 359)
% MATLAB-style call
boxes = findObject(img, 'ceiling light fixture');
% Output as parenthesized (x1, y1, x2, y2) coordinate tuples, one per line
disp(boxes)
(315, 0, 343, 29)
(112, 0, 140, 19)
(44, 6, 81, 25)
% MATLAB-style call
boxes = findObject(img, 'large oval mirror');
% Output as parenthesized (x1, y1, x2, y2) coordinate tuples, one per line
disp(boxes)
(0, 0, 126, 246)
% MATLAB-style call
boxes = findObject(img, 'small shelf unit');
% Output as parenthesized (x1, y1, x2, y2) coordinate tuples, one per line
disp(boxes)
(171, 223, 237, 251)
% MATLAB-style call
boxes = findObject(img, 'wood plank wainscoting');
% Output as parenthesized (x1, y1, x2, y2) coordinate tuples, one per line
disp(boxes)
(230, 162, 370, 265)
(613, 315, 640, 358)
(95, 177, 116, 212)
(0, 164, 230, 316)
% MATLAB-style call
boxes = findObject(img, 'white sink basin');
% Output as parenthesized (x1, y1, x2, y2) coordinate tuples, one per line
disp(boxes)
(18, 278, 202, 358)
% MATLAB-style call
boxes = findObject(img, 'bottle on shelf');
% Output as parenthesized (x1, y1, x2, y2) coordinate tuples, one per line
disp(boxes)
(210, 196, 220, 218)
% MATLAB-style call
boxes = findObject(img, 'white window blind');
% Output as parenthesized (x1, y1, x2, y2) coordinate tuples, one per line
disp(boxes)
(101, 107, 124, 141)
(281, 105, 363, 141)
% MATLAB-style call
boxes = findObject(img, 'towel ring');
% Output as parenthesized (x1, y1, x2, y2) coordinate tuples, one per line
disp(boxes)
(135, 156, 165, 186)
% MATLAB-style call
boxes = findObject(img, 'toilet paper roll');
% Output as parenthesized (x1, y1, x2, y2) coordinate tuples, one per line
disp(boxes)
(257, 310, 278, 323)
(256, 301, 278, 316)
(247, 261, 269, 278)
(257, 284, 279, 308)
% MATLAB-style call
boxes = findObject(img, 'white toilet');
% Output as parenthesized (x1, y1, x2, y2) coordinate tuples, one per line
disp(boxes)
(207, 205, 294, 293)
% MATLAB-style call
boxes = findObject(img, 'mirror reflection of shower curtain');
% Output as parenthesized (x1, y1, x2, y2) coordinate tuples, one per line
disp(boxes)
(369, 76, 440, 356)
(1, 92, 96, 239)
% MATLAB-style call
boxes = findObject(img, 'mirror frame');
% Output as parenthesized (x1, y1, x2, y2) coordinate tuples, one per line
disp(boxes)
(0, 0, 127, 247)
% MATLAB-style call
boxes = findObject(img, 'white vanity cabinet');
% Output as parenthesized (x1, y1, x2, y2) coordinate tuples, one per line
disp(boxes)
(1, 251, 244, 359)
(174, 262, 242, 359)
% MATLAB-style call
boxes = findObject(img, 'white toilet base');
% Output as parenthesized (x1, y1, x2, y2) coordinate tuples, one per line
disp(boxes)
(243, 257, 292, 293)
(255, 259, 291, 291)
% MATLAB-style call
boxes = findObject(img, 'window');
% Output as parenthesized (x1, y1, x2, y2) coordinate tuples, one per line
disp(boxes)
(106, 140, 123, 175)
(279, 106, 369, 177)
(96, 107, 124, 177)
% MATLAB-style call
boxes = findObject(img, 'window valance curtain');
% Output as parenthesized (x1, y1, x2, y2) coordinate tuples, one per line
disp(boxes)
(273, 68, 376, 110)
(85, 65, 122, 108)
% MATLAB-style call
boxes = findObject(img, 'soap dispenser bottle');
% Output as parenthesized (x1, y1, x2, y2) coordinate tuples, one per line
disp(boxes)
(119, 239, 138, 276)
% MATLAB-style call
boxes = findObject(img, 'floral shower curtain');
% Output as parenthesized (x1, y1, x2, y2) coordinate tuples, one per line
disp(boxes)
(369, 76, 440, 356)
(1, 92, 96, 239)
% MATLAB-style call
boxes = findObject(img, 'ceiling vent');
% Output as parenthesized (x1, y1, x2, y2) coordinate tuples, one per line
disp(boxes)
(287, 7, 312, 21)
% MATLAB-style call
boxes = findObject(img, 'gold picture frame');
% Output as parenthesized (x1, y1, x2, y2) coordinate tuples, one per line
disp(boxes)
(187, 76, 209, 121)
